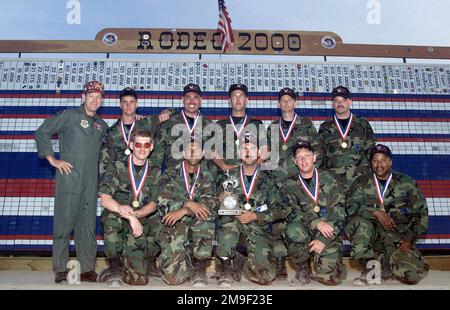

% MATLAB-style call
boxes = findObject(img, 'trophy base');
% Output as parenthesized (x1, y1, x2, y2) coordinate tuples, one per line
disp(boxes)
(218, 209, 241, 216)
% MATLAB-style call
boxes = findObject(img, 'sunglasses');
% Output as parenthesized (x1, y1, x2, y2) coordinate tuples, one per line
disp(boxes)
(134, 142, 152, 149)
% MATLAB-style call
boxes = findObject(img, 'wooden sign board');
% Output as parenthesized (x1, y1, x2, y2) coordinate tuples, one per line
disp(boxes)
(0, 28, 448, 59)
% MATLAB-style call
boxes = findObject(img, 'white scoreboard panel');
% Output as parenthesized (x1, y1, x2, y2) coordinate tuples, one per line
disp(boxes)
(0, 58, 449, 252)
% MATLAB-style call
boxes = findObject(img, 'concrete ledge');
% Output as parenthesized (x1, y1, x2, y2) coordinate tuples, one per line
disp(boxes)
(1, 256, 450, 272)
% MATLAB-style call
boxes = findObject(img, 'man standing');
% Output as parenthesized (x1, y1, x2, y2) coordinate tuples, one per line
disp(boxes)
(35, 81, 108, 283)
(99, 87, 172, 176)
(346, 144, 429, 285)
(99, 129, 160, 286)
(212, 84, 269, 174)
(318, 86, 376, 189)
(267, 87, 321, 280)
(152, 83, 213, 171)
(283, 140, 347, 286)
(156, 140, 218, 287)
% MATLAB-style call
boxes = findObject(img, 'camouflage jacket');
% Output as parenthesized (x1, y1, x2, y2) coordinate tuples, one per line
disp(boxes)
(215, 116, 267, 166)
(346, 170, 428, 242)
(99, 116, 160, 176)
(98, 156, 160, 209)
(267, 115, 322, 172)
(218, 166, 287, 225)
(156, 160, 218, 222)
(152, 111, 213, 170)
(282, 169, 346, 246)
(318, 114, 376, 186)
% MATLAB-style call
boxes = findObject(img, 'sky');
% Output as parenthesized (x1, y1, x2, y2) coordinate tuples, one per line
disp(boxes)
(0, 0, 449, 62)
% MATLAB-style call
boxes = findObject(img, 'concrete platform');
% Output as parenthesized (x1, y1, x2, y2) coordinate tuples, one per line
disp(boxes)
(0, 270, 449, 290)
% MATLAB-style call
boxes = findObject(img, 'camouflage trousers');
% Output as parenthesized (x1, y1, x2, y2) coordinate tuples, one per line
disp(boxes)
(345, 215, 429, 284)
(216, 216, 276, 284)
(158, 217, 215, 285)
(101, 210, 162, 285)
(285, 216, 346, 284)
(271, 220, 288, 259)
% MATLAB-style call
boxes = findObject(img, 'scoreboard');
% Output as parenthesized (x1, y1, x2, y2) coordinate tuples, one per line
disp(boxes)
(0, 58, 449, 252)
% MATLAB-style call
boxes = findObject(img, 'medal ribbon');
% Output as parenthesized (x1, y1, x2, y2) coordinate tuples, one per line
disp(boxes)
(239, 163, 258, 203)
(279, 114, 298, 145)
(229, 115, 248, 139)
(181, 110, 200, 136)
(373, 172, 393, 206)
(128, 155, 149, 201)
(181, 161, 201, 200)
(120, 120, 136, 147)
(333, 113, 353, 141)
(297, 168, 320, 206)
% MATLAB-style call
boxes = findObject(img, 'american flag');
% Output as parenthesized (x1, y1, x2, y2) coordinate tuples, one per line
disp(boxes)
(217, 0, 235, 53)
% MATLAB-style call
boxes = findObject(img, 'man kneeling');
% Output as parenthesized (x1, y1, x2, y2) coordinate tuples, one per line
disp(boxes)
(283, 140, 347, 286)
(156, 139, 218, 287)
(98, 129, 160, 286)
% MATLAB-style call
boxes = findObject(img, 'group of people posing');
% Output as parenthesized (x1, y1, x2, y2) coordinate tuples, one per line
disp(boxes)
(35, 80, 429, 287)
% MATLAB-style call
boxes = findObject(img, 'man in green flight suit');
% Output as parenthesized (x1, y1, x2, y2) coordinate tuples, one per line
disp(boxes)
(283, 140, 347, 286)
(35, 81, 108, 283)
(346, 144, 429, 285)
(98, 129, 161, 286)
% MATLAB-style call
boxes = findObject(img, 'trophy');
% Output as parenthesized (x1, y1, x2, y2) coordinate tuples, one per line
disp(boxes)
(218, 171, 241, 216)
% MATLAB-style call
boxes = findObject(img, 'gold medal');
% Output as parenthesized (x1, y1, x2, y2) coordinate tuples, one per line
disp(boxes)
(132, 200, 140, 208)
(341, 141, 348, 148)
(282, 144, 288, 151)
(125, 148, 131, 156)
(313, 205, 320, 213)
(244, 203, 252, 211)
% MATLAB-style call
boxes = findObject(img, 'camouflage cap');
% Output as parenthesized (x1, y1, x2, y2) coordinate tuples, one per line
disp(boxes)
(84, 81, 105, 94)
(229, 84, 248, 96)
(278, 87, 297, 100)
(183, 83, 202, 96)
(332, 86, 351, 100)
(292, 139, 314, 156)
(370, 144, 393, 160)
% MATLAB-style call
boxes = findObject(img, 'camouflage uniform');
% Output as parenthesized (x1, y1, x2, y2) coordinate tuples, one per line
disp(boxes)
(283, 169, 347, 284)
(99, 116, 161, 177)
(345, 170, 429, 284)
(214, 116, 267, 169)
(215, 168, 287, 284)
(98, 157, 161, 285)
(156, 161, 218, 285)
(318, 114, 376, 190)
(152, 112, 213, 171)
(267, 115, 321, 264)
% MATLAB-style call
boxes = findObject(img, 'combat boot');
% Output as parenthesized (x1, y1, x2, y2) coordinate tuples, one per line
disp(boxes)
(378, 253, 392, 280)
(292, 259, 312, 286)
(106, 257, 123, 287)
(209, 257, 223, 281)
(275, 257, 288, 281)
(231, 252, 245, 282)
(217, 257, 233, 288)
(353, 258, 372, 286)
(97, 256, 121, 283)
(192, 258, 208, 288)
(146, 255, 162, 278)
